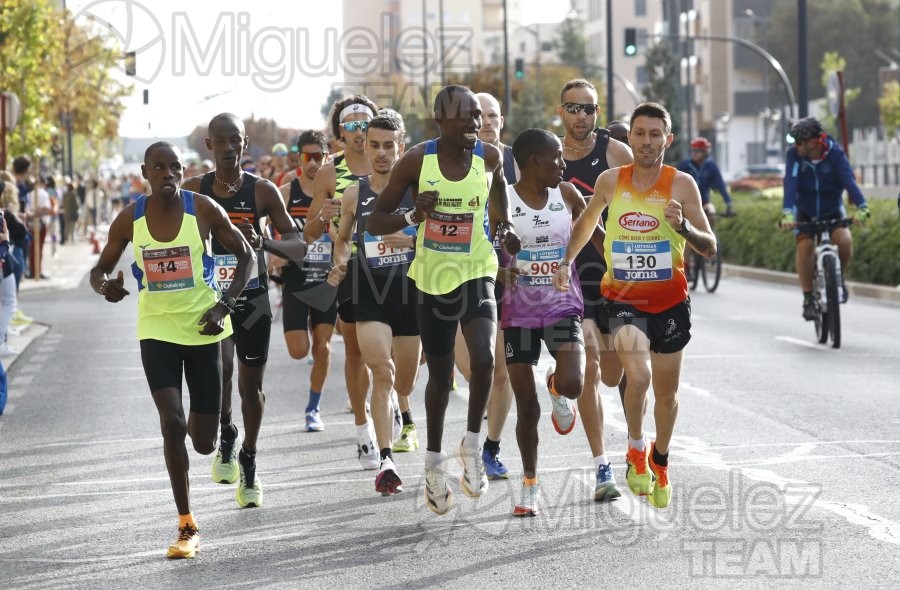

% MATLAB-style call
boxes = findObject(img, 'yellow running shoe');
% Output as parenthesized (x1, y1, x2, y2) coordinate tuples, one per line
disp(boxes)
(392, 423, 420, 453)
(236, 454, 263, 508)
(648, 442, 672, 509)
(211, 429, 240, 484)
(166, 523, 199, 559)
(625, 445, 652, 496)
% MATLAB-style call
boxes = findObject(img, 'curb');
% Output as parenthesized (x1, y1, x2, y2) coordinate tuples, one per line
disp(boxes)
(723, 264, 900, 305)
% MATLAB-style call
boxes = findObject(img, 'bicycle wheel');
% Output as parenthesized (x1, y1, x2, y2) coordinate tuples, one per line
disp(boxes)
(823, 255, 841, 348)
(702, 243, 723, 293)
(814, 271, 829, 344)
(689, 253, 702, 291)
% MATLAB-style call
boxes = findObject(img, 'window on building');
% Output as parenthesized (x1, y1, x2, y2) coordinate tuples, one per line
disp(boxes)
(636, 66, 648, 86)
(635, 0, 647, 17)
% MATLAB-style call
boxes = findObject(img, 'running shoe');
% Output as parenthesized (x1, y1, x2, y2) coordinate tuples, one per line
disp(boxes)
(236, 453, 263, 508)
(375, 457, 403, 496)
(802, 299, 817, 321)
(648, 442, 672, 509)
(11, 310, 33, 325)
(305, 409, 324, 432)
(357, 427, 379, 470)
(166, 523, 200, 559)
(545, 365, 577, 435)
(456, 438, 488, 497)
(594, 462, 622, 502)
(625, 445, 652, 497)
(512, 481, 539, 517)
(0, 342, 20, 356)
(482, 446, 509, 480)
(211, 427, 241, 484)
(392, 423, 420, 453)
(423, 467, 454, 515)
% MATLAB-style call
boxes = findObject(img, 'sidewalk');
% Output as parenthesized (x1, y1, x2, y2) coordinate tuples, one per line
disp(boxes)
(4, 230, 104, 368)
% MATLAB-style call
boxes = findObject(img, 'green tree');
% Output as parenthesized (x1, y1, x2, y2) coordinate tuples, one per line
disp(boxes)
(556, 0, 599, 80)
(878, 80, 900, 137)
(766, 0, 900, 130)
(818, 52, 860, 138)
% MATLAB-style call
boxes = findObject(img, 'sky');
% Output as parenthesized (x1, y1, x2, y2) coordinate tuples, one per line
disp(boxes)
(66, 0, 570, 139)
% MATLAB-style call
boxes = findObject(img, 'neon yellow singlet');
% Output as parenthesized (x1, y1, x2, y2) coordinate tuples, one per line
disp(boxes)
(131, 191, 232, 345)
(602, 165, 688, 313)
(408, 139, 498, 295)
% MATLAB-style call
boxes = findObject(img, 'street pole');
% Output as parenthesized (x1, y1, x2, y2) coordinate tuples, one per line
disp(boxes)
(1, 93, 7, 171)
(422, 0, 429, 108)
(438, 0, 445, 89)
(502, 0, 511, 118)
(798, 0, 808, 117)
(606, 0, 614, 123)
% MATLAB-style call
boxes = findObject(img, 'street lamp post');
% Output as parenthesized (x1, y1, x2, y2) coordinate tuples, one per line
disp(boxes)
(679, 8, 697, 143)
(521, 25, 543, 107)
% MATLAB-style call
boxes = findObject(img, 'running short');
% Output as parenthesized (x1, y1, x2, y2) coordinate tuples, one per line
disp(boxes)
(416, 276, 496, 357)
(354, 272, 419, 337)
(139, 339, 222, 414)
(231, 288, 272, 367)
(281, 265, 338, 331)
(504, 316, 584, 366)
(605, 298, 692, 354)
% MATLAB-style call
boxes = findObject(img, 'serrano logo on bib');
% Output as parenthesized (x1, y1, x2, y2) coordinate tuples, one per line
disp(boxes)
(619, 212, 660, 233)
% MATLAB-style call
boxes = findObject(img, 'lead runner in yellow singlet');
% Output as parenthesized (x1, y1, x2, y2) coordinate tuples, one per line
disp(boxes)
(367, 85, 521, 515)
(553, 102, 716, 510)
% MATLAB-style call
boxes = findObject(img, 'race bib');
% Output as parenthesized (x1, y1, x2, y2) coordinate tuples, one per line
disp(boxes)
(610, 240, 673, 282)
(423, 211, 474, 254)
(214, 254, 260, 292)
(515, 246, 564, 286)
(304, 234, 333, 265)
(142, 246, 195, 292)
(363, 226, 416, 268)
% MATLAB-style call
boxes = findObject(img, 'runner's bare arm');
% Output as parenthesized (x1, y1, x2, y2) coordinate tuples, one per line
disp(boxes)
(304, 162, 338, 243)
(180, 175, 203, 194)
(331, 184, 358, 271)
(367, 147, 425, 236)
(90, 204, 135, 301)
(240, 178, 307, 267)
(198, 195, 256, 300)
(560, 181, 588, 223)
(484, 143, 520, 255)
(666, 172, 717, 259)
(606, 137, 634, 168)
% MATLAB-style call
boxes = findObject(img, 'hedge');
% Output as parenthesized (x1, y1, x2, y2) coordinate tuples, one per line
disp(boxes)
(714, 192, 900, 286)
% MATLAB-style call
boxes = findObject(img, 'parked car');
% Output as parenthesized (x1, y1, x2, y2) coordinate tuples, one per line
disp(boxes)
(728, 164, 785, 193)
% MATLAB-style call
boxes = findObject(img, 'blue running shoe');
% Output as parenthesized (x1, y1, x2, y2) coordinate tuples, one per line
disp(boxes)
(482, 446, 509, 480)
(594, 462, 622, 502)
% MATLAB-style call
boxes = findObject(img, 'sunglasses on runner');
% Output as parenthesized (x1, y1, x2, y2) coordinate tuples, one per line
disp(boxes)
(340, 120, 369, 133)
(301, 152, 324, 163)
(562, 103, 600, 115)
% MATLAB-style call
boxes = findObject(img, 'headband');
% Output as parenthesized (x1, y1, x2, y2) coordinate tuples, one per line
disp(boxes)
(339, 103, 375, 122)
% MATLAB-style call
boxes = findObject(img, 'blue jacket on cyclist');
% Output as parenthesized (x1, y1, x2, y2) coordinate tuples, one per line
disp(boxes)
(783, 123, 866, 219)
(678, 137, 733, 211)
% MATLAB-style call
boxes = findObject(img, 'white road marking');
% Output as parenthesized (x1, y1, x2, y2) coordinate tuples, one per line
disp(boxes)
(775, 335, 828, 349)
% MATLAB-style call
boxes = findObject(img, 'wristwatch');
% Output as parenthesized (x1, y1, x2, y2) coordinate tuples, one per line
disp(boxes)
(218, 295, 238, 313)
(676, 218, 692, 236)
(404, 209, 419, 226)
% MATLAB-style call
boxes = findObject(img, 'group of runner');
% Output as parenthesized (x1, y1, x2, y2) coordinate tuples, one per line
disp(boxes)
(90, 80, 716, 558)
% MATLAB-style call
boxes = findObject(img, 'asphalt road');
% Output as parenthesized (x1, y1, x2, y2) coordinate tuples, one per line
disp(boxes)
(1, 266, 899, 589)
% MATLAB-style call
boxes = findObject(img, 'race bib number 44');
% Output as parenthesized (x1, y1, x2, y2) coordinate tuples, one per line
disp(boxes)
(610, 240, 673, 281)
(215, 254, 260, 292)
(515, 246, 563, 286)
(423, 211, 474, 254)
(142, 246, 195, 292)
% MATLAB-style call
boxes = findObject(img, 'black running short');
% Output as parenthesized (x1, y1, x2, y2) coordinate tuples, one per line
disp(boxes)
(416, 276, 496, 357)
(281, 265, 338, 331)
(354, 272, 419, 337)
(140, 339, 222, 414)
(504, 316, 584, 366)
(230, 287, 272, 367)
(605, 298, 692, 354)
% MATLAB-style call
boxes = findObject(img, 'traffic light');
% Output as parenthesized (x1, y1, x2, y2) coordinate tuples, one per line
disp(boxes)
(514, 58, 525, 80)
(624, 28, 637, 57)
(124, 51, 136, 76)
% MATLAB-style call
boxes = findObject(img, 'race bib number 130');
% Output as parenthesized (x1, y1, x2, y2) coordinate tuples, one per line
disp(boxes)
(610, 240, 673, 282)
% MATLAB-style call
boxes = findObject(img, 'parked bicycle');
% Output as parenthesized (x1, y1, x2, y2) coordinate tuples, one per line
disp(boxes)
(796, 218, 850, 349)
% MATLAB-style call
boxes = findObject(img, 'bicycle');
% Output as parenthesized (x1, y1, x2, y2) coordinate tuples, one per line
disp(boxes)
(796, 218, 849, 349)
(686, 230, 722, 293)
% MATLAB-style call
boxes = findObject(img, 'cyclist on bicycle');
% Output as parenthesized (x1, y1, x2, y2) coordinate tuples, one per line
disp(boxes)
(677, 136, 735, 224)
(779, 117, 870, 320)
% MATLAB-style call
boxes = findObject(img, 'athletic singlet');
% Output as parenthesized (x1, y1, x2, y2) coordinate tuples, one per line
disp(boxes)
(131, 191, 231, 345)
(564, 129, 611, 283)
(199, 172, 266, 295)
(408, 139, 497, 295)
(287, 178, 311, 233)
(354, 176, 416, 279)
(501, 185, 583, 330)
(602, 165, 687, 313)
(501, 144, 517, 185)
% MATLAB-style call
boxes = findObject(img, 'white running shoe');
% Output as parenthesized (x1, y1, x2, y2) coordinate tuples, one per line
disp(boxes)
(512, 481, 540, 517)
(357, 425, 379, 470)
(423, 468, 454, 515)
(545, 364, 577, 435)
(375, 457, 403, 496)
(456, 438, 488, 498)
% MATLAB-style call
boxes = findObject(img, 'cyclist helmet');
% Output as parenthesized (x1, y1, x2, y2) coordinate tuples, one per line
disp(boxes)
(789, 117, 824, 142)
(690, 137, 711, 150)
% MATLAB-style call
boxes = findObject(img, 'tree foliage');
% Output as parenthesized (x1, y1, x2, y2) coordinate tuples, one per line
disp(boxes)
(878, 80, 900, 137)
(0, 0, 131, 170)
(765, 0, 900, 130)
(641, 40, 683, 162)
